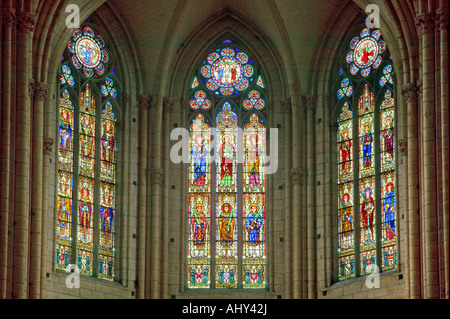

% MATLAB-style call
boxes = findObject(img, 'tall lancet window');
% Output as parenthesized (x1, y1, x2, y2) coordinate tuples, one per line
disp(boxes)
(187, 39, 267, 289)
(56, 23, 120, 281)
(336, 26, 397, 281)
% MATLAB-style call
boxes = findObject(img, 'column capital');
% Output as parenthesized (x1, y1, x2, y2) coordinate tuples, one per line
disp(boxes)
(2, 7, 16, 28)
(16, 11, 35, 33)
(137, 94, 151, 110)
(398, 138, 408, 156)
(34, 82, 49, 101)
(302, 95, 317, 111)
(436, 8, 449, 31)
(281, 97, 292, 114)
(415, 12, 436, 35)
(150, 168, 164, 185)
(163, 96, 174, 112)
(28, 79, 36, 98)
(123, 93, 131, 104)
(401, 82, 418, 102)
(43, 137, 54, 155)
(289, 168, 305, 185)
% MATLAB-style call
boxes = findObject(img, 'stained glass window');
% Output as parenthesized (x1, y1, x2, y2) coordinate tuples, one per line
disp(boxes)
(187, 40, 267, 289)
(56, 23, 119, 281)
(336, 26, 397, 281)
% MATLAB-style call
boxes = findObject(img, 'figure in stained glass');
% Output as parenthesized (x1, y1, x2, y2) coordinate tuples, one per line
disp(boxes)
(192, 134, 207, 186)
(191, 203, 208, 256)
(218, 134, 235, 187)
(383, 182, 396, 240)
(382, 117, 394, 163)
(361, 188, 375, 244)
(217, 203, 235, 257)
(101, 121, 116, 162)
(246, 134, 261, 186)
(361, 123, 373, 168)
(245, 204, 262, 257)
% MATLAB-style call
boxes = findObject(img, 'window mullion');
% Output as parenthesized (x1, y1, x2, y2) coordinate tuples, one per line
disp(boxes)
(92, 95, 101, 277)
(353, 98, 361, 277)
(374, 95, 382, 272)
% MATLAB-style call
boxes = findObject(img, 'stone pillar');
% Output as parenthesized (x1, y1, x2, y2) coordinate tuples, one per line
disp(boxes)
(150, 167, 164, 298)
(402, 82, 421, 298)
(416, 12, 440, 299)
(437, 6, 449, 299)
(161, 96, 173, 298)
(29, 82, 48, 299)
(303, 95, 317, 299)
(137, 94, 150, 299)
(12, 11, 35, 299)
(41, 136, 53, 298)
(0, 5, 15, 299)
(290, 167, 304, 298)
(282, 98, 293, 299)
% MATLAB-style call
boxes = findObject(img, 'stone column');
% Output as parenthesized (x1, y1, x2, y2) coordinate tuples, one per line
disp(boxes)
(290, 167, 304, 298)
(137, 94, 150, 299)
(161, 96, 173, 298)
(282, 98, 293, 299)
(0, 5, 15, 299)
(12, 11, 35, 299)
(41, 136, 53, 298)
(416, 12, 440, 299)
(402, 82, 421, 298)
(150, 167, 164, 298)
(29, 82, 48, 299)
(303, 95, 317, 299)
(437, 6, 449, 299)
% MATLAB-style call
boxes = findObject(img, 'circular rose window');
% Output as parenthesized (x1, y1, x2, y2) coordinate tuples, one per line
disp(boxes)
(75, 36, 101, 69)
(211, 56, 243, 88)
(352, 37, 379, 69)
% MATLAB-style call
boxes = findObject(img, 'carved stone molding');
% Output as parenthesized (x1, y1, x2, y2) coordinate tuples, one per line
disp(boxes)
(416, 80, 423, 97)
(163, 96, 174, 112)
(43, 137, 54, 155)
(398, 138, 408, 156)
(281, 97, 292, 115)
(415, 12, 436, 35)
(16, 11, 35, 33)
(123, 93, 131, 104)
(34, 82, 49, 101)
(289, 168, 305, 185)
(302, 95, 317, 111)
(137, 94, 151, 111)
(2, 8, 16, 28)
(150, 168, 164, 185)
(28, 79, 35, 98)
(401, 82, 418, 102)
(436, 8, 449, 31)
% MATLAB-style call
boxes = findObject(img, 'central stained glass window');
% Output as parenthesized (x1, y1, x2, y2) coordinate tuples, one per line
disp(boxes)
(187, 39, 267, 289)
